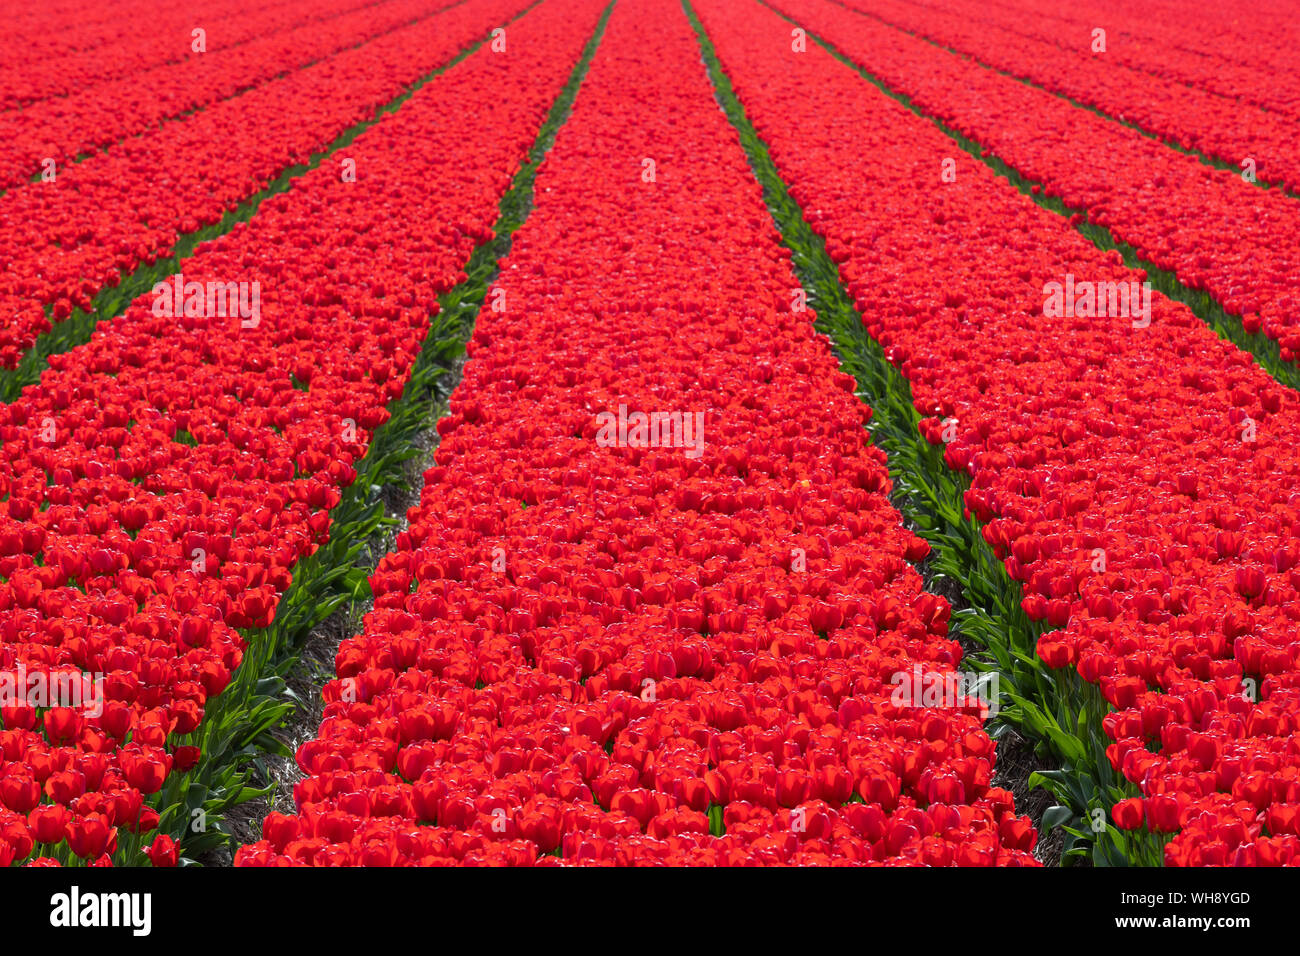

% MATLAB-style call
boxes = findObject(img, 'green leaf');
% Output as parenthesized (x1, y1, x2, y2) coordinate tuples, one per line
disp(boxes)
(1041, 805, 1075, 832)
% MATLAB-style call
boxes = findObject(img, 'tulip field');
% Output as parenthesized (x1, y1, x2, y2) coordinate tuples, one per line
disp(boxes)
(0, 0, 1297, 891)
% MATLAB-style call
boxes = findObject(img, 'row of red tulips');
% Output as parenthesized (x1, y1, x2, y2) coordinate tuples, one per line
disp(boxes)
(237, 0, 1038, 867)
(829, 0, 1300, 193)
(0, 0, 605, 867)
(0, 0, 323, 111)
(696, 0, 1300, 866)
(0, 0, 462, 193)
(0, 0, 532, 370)
(919, 0, 1300, 118)
(767, 0, 1300, 366)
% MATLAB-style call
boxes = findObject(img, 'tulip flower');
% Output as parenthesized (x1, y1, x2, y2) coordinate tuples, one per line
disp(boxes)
(145, 834, 180, 868)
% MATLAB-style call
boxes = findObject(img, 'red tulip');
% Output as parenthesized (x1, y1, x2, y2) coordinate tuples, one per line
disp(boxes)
(66, 813, 117, 860)
(145, 834, 180, 867)
(1111, 798, 1145, 830)
(29, 805, 71, 845)
(0, 775, 40, 814)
